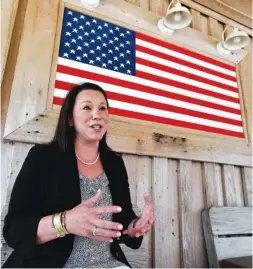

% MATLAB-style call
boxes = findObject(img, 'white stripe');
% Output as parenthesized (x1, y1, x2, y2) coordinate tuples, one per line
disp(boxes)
(54, 83, 241, 121)
(110, 100, 243, 133)
(137, 63, 238, 98)
(57, 58, 241, 109)
(54, 89, 242, 132)
(136, 38, 236, 77)
(136, 51, 237, 88)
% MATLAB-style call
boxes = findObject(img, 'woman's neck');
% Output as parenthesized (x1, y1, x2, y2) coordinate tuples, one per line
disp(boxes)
(74, 137, 99, 161)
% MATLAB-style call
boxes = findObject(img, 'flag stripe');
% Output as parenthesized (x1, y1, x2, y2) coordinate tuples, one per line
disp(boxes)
(54, 86, 242, 126)
(136, 57, 238, 92)
(136, 32, 236, 73)
(57, 58, 240, 103)
(53, 96, 243, 138)
(136, 45, 237, 83)
(55, 77, 240, 114)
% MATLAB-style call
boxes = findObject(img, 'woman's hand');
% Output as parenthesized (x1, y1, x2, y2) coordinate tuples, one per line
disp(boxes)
(123, 193, 155, 238)
(65, 189, 123, 242)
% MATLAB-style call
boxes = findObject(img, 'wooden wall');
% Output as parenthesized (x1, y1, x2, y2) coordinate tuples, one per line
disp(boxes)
(1, 0, 252, 267)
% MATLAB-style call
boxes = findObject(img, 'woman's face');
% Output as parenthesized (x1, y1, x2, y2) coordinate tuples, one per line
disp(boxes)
(71, 89, 109, 143)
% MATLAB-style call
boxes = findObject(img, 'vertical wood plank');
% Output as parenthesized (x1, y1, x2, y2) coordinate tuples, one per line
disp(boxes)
(208, 17, 224, 39)
(179, 160, 193, 268)
(167, 159, 180, 268)
(1, 142, 33, 210)
(124, 0, 140, 7)
(241, 167, 252, 206)
(179, 160, 208, 267)
(190, 9, 202, 31)
(3, 0, 60, 137)
(202, 163, 224, 208)
(191, 162, 208, 267)
(121, 154, 152, 268)
(140, 0, 149, 10)
(1, 0, 19, 82)
(149, 0, 168, 16)
(200, 14, 209, 34)
(152, 157, 170, 268)
(222, 165, 244, 206)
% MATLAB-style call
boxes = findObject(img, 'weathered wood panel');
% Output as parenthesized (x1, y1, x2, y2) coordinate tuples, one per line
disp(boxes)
(209, 207, 252, 235)
(4, 0, 60, 137)
(241, 167, 252, 206)
(1, 0, 19, 82)
(214, 237, 252, 260)
(222, 165, 244, 206)
(202, 163, 224, 208)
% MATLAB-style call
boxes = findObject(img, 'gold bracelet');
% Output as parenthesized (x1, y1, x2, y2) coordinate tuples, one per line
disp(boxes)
(61, 211, 69, 235)
(53, 213, 66, 237)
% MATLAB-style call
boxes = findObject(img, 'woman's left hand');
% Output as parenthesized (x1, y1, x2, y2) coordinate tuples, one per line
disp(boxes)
(123, 193, 154, 238)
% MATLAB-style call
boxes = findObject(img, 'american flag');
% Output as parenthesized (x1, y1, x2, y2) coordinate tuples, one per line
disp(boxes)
(53, 7, 244, 138)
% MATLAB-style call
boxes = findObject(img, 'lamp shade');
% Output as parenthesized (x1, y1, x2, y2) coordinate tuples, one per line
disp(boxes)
(163, 2, 192, 30)
(80, 0, 100, 8)
(223, 28, 250, 51)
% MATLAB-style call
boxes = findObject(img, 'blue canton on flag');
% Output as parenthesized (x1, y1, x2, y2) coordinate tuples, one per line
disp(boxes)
(59, 8, 135, 75)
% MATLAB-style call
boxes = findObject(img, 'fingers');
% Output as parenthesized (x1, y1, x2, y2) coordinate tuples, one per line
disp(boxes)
(92, 205, 122, 215)
(93, 235, 113, 243)
(144, 193, 152, 205)
(94, 227, 122, 238)
(82, 189, 102, 207)
(92, 218, 123, 231)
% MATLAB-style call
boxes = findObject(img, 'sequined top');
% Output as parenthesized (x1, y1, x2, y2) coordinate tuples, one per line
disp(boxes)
(63, 172, 125, 268)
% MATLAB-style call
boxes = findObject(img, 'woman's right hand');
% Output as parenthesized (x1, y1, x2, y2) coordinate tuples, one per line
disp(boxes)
(65, 189, 123, 242)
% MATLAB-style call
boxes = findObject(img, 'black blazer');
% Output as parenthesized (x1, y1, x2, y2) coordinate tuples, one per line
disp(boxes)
(3, 143, 142, 268)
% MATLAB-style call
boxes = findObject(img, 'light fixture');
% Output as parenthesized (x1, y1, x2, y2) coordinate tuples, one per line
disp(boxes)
(80, 0, 100, 8)
(217, 26, 251, 56)
(158, 0, 192, 35)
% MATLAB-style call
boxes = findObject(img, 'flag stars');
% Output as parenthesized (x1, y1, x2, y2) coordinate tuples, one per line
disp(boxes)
(77, 46, 82, 50)
(127, 70, 131, 74)
(70, 50, 75, 54)
(103, 33, 107, 38)
(63, 53, 69, 58)
(114, 56, 118, 61)
(126, 31, 130, 34)
(84, 32, 89, 36)
(96, 46, 101, 50)
(109, 40, 113, 44)
(83, 53, 88, 57)
(67, 11, 73, 15)
(73, 17, 78, 22)
(65, 42, 70, 47)
(120, 63, 125, 67)
(126, 50, 130, 54)
(126, 60, 131, 64)
(114, 66, 119, 70)
(84, 42, 89, 47)
(80, 15, 85, 19)
(79, 26, 84, 30)
(66, 22, 72, 26)
(120, 43, 124, 47)
(102, 43, 107, 47)
(102, 63, 107, 67)
(115, 47, 119, 51)
(108, 50, 113, 54)
(97, 36, 102, 40)
(90, 50, 95, 54)
(120, 33, 125, 37)
(104, 23, 108, 27)
(72, 29, 77, 33)
(89, 60, 94, 64)
(85, 21, 91, 25)
(109, 29, 114, 34)
(102, 53, 106, 57)
(92, 19, 97, 23)
(114, 37, 119, 41)
(108, 60, 112, 64)
(115, 27, 119, 31)
(126, 41, 131, 45)
(91, 29, 96, 34)
(78, 36, 83, 40)
(71, 39, 76, 43)
(96, 57, 101, 61)
(98, 26, 102, 30)
(76, 56, 81, 61)
(120, 53, 124, 57)
(91, 39, 95, 43)
(66, 32, 71, 36)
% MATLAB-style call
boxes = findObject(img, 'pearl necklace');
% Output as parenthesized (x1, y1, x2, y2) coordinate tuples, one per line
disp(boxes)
(76, 153, 100, 166)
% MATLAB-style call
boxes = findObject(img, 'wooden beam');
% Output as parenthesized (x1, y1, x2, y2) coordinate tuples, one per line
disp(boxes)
(181, 0, 252, 36)
(191, 0, 252, 29)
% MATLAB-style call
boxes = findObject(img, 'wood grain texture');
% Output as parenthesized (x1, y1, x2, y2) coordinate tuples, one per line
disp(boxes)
(121, 154, 152, 268)
(152, 157, 180, 267)
(180, 0, 252, 35)
(208, 17, 224, 40)
(1, 141, 33, 210)
(3, 0, 60, 137)
(241, 167, 252, 206)
(191, 0, 252, 29)
(190, 9, 202, 31)
(222, 165, 244, 206)
(1, 0, 19, 82)
(214, 237, 252, 260)
(202, 163, 224, 208)
(209, 207, 252, 235)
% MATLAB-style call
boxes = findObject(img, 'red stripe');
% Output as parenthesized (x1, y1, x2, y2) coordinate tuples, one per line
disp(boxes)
(136, 45, 237, 82)
(57, 64, 240, 106)
(136, 32, 236, 72)
(105, 91, 242, 126)
(55, 79, 241, 115)
(136, 57, 238, 93)
(53, 97, 243, 137)
(136, 70, 239, 104)
(111, 107, 244, 138)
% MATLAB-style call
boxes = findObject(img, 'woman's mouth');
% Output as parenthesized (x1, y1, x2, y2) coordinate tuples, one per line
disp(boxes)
(90, 124, 102, 131)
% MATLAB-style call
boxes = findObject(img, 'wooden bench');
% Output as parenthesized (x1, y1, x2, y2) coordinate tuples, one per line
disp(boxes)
(202, 207, 252, 268)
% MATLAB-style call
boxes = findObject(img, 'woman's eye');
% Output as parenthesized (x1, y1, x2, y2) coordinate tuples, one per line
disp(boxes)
(83, 106, 91, 110)
(100, 107, 107, 111)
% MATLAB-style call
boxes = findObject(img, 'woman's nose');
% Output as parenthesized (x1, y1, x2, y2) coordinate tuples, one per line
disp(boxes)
(92, 109, 102, 119)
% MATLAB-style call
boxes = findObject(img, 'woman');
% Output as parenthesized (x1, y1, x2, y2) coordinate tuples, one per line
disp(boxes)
(3, 82, 154, 268)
